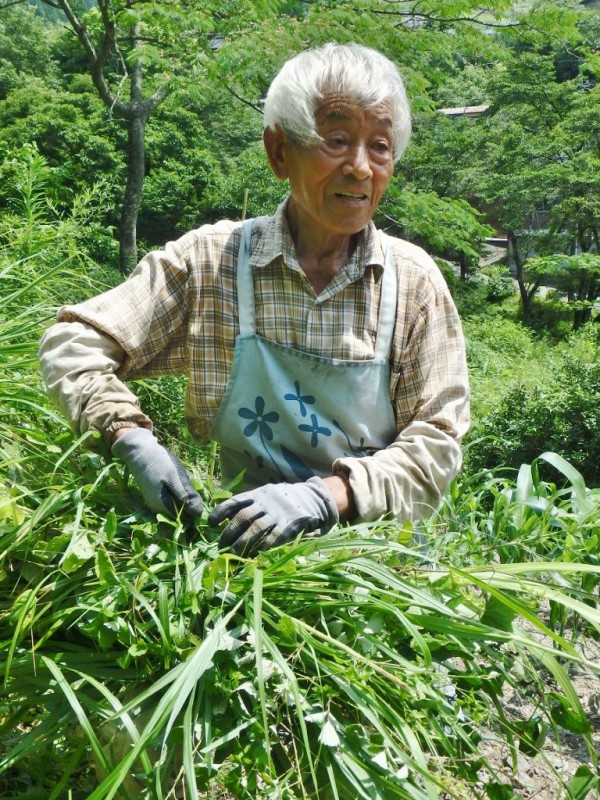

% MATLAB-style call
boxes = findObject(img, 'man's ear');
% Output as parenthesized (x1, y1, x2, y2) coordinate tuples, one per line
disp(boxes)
(263, 126, 289, 181)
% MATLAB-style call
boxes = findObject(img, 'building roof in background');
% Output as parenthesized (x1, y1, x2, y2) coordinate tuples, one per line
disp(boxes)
(438, 104, 490, 117)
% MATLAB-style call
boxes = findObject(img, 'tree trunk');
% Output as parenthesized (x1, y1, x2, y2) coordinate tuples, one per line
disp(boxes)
(573, 271, 596, 330)
(118, 23, 147, 274)
(119, 110, 146, 273)
(509, 232, 532, 325)
(38, 1, 170, 273)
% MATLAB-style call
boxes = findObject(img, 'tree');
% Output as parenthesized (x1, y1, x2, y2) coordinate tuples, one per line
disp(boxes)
(0, 74, 124, 243)
(0, 3, 56, 98)
(477, 26, 600, 324)
(477, 113, 554, 324)
(525, 253, 600, 329)
(403, 5, 600, 326)
(17, 0, 283, 272)
(379, 181, 493, 277)
(3, 0, 580, 277)
(381, 1, 600, 326)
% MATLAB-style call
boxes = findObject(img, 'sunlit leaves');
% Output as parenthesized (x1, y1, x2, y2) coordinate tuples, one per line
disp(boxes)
(379, 182, 493, 270)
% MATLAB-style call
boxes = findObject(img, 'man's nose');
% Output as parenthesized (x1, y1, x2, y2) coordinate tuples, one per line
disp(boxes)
(342, 143, 373, 178)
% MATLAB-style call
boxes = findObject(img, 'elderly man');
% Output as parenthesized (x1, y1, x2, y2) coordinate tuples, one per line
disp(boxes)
(39, 43, 469, 556)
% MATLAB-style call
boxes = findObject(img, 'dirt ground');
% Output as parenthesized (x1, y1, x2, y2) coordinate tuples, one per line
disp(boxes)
(473, 621, 600, 800)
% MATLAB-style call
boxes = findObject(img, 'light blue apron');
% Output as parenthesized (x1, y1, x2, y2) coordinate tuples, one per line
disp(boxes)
(210, 220, 398, 489)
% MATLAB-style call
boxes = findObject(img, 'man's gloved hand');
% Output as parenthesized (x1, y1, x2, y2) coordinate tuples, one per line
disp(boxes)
(208, 477, 339, 556)
(111, 427, 203, 521)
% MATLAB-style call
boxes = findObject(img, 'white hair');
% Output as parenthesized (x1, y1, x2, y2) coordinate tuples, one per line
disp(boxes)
(263, 42, 412, 162)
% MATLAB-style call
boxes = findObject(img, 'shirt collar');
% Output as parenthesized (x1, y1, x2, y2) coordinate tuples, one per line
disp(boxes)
(249, 196, 386, 280)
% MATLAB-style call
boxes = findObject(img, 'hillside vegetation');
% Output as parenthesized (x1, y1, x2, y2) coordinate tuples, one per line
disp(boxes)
(0, 1, 599, 798)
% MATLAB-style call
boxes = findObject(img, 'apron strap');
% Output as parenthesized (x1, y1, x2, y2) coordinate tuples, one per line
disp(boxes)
(237, 219, 255, 336)
(374, 232, 398, 360)
(237, 220, 397, 358)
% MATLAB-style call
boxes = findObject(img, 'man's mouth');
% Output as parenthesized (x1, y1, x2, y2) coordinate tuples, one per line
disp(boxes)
(335, 191, 368, 200)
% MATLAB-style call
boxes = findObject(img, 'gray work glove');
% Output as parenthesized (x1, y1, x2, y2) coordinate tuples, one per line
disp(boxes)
(208, 477, 339, 556)
(111, 427, 203, 521)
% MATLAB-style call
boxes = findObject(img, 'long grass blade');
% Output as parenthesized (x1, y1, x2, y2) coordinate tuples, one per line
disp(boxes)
(41, 656, 110, 773)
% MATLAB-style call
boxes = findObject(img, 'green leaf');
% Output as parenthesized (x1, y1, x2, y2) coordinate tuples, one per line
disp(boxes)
(42, 657, 110, 773)
(513, 717, 547, 757)
(60, 531, 95, 573)
(95, 548, 117, 585)
(275, 612, 297, 641)
(115, 8, 138, 29)
(485, 783, 516, 800)
(549, 693, 593, 735)
(480, 594, 516, 632)
(102, 510, 117, 542)
(128, 642, 148, 657)
(538, 453, 594, 516)
(565, 765, 599, 800)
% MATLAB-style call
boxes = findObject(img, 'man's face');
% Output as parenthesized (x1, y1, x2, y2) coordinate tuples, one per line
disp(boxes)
(265, 97, 395, 242)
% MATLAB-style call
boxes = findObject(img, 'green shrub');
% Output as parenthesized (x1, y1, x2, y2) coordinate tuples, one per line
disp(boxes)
(466, 335, 600, 486)
(434, 258, 460, 294)
(528, 291, 574, 339)
(0, 144, 118, 293)
(463, 314, 560, 421)
(204, 142, 288, 222)
(451, 272, 514, 318)
(481, 264, 516, 304)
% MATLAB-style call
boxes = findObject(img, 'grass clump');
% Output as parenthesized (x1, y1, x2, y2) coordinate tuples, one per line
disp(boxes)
(2, 432, 600, 798)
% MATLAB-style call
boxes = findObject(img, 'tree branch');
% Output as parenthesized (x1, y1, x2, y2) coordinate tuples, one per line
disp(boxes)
(38, 0, 129, 115)
(146, 82, 171, 113)
(40, 0, 96, 60)
(370, 5, 521, 31)
(94, 0, 122, 78)
(225, 84, 262, 115)
(0, 0, 31, 9)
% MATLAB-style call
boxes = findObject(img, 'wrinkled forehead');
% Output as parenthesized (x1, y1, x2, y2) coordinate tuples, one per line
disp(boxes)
(315, 95, 394, 129)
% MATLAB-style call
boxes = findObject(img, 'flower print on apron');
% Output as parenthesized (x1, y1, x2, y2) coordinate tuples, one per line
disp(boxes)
(210, 219, 398, 489)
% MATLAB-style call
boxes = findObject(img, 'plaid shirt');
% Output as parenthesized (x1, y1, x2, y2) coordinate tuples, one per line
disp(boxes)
(50, 199, 469, 520)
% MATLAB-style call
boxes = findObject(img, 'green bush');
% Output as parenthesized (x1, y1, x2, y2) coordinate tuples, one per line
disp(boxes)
(204, 142, 288, 222)
(481, 264, 516, 304)
(0, 144, 118, 287)
(451, 273, 513, 318)
(528, 292, 574, 339)
(463, 314, 560, 421)
(434, 258, 460, 294)
(466, 332, 600, 486)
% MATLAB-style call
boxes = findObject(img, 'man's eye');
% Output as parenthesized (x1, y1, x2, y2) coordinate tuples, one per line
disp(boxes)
(325, 137, 346, 148)
(372, 140, 392, 154)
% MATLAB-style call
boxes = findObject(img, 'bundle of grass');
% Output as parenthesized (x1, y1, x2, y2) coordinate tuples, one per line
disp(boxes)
(2, 459, 599, 798)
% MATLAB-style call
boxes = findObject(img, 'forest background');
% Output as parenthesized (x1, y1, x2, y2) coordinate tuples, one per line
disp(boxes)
(1, 1, 600, 799)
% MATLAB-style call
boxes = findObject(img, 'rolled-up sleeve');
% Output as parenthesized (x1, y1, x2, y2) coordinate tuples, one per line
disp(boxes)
(333, 242, 470, 522)
(39, 321, 153, 439)
(38, 235, 193, 442)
